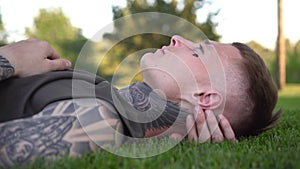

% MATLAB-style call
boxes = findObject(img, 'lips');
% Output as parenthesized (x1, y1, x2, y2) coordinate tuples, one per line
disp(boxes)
(160, 46, 167, 54)
(155, 49, 165, 54)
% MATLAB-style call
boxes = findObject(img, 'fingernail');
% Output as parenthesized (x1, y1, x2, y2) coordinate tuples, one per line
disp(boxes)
(66, 61, 72, 68)
(218, 114, 224, 120)
(170, 133, 183, 142)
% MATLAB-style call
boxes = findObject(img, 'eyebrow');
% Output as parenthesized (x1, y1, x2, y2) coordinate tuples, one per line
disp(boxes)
(199, 44, 204, 54)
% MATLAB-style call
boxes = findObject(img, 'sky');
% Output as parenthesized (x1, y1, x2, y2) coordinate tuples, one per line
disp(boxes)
(0, 0, 299, 49)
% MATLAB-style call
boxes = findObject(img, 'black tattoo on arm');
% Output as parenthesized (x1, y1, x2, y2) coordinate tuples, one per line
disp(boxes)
(0, 99, 124, 168)
(0, 116, 76, 168)
(0, 55, 14, 81)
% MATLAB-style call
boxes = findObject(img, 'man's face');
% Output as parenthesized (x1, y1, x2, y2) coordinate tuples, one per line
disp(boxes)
(140, 35, 242, 105)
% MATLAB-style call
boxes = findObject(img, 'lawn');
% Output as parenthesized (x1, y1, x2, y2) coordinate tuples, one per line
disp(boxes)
(17, 84, 300, 169)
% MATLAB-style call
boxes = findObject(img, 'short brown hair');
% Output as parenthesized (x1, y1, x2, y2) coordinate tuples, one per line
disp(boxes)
(230, 42, 281, 137)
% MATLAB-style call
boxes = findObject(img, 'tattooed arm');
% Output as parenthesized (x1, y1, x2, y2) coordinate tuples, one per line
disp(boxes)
(0, 98, 125, 168)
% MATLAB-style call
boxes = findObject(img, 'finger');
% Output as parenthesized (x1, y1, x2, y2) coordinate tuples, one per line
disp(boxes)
(205, 110, 224, 143)
(47, 47, 61, 60)
(186, 114, 197, 143)
(218, 114, 238, 143)
(169, 133, 184, 142)
(34, 40, 60, 60)
(194, 107, 211, 143)
(45, 59, 72, 71)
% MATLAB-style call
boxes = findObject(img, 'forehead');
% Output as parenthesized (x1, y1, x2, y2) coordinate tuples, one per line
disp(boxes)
(210, 42, 242, 59)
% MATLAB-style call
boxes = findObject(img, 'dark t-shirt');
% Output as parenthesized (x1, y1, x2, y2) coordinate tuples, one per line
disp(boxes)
(0, 70, 114, 122)
(0, 70, 148, 138)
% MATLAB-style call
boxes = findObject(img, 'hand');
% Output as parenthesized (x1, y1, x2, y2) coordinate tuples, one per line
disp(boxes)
(0, 38, 72, 77)
(185, 106, 238, 143)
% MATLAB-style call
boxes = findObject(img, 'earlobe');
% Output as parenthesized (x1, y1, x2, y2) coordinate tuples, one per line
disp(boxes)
(196, 90, 223, 110)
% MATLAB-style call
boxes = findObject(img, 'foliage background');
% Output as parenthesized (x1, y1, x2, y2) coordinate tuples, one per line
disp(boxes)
(0, 0, 299, 85)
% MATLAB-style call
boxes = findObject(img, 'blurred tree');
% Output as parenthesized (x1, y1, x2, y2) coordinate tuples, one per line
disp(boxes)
(286, 40, 300, 83)
(25, 8, 87, 64)
(0, 11, 8, 46)
(99, 0, 220, 86)
(276, 0, 286, 89)
(247, 39, 300, 84)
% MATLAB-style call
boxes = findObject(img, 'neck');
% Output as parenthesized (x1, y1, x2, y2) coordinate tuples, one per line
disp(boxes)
(118, 82, 189, 137)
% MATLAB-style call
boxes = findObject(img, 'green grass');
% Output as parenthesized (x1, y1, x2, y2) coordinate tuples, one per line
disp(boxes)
(278, 84, 300, 98)
(17, 84, 300, 169)
(277, 83, 300, 110)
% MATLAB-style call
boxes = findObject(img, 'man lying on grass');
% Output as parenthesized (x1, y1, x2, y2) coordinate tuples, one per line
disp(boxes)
(0, 36, 280, 167)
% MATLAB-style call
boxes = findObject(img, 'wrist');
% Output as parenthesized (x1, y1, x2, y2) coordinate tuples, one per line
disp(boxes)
(0, 55, 15, 80)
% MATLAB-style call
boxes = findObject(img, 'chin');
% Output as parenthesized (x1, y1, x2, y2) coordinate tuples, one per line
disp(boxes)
(140, 53, 157, 80)
(140, 52, 153, 67)
(140, 54, 146, 68)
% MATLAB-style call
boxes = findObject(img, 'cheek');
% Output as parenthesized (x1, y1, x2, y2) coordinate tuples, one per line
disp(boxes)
(181, 58, 208, 82)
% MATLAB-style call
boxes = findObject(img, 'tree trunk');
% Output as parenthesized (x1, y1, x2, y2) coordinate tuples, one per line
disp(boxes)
(277, 0, 286, 89)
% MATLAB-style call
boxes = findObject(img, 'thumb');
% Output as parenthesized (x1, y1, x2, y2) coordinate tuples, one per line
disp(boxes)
(169, 133, 184, 142)
(46, 59, 72, 71)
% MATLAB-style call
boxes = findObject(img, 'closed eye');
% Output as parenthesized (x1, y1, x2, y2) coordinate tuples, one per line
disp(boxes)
(192, 53, 199, 58)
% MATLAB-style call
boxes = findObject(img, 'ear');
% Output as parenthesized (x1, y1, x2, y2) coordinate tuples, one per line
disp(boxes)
(195, 90, 223, 110)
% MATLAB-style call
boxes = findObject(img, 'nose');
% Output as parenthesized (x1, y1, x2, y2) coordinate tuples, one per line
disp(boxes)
(170, 35, 180, 47)
(170, 35, 197, 48)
